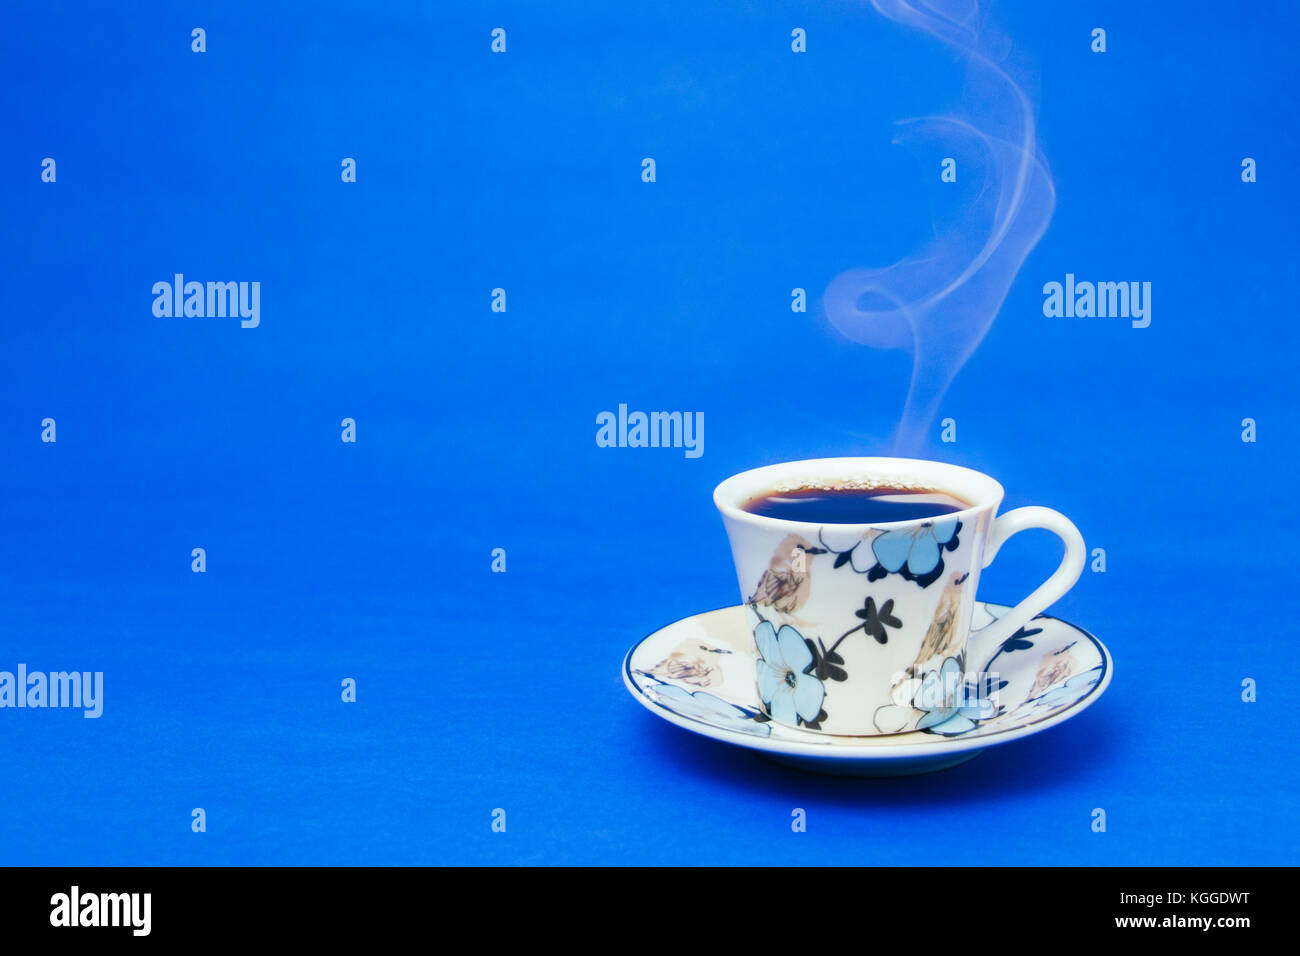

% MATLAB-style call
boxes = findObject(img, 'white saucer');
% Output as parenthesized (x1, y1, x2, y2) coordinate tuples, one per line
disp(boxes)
(623, 602, 1112, 776)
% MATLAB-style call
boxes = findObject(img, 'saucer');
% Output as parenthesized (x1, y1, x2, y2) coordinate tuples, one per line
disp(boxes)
(622, 602, 1111, 776)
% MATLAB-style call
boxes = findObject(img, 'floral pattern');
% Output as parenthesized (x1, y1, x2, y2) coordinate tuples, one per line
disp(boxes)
(747, 586, 904, 728)
(740, 516, 969, 731)
(643, 679, 772, 737)
(846, 596, 902, 645)
(874, 656, 997, 735)
(999, 665, 1103, 725)
(754, 620, 826, 729)
(647, 517, 1090, 739)
(866, 518, 961, 588)
(818, 519, 962, 589)
(819, 531, 881, 574)
(627, 603, 1108, 753)
(998, 624, 1042, 654)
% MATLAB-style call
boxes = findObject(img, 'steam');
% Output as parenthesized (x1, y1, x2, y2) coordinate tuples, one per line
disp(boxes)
(824, 0, 1054, 453)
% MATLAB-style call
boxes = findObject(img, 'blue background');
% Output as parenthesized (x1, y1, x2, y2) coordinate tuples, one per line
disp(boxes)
(1, 0, 1295, 865)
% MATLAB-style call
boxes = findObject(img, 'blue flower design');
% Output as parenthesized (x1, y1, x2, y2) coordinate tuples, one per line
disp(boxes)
(648, 681, 772, 737)
(867, 518, 961, 588)
(873, 656, 990, 736)
(1004, 664, 1105, 724)
(1035, 666, 1102, 706)
(754, 621, 826, 727)
(817, 529, 881, 574)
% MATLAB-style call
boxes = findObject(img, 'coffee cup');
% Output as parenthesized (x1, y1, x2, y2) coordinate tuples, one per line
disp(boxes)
(713, 457, 1084, 736)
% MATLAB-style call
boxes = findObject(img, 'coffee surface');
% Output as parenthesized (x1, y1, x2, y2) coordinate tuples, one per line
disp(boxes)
(741, 486, 969, 524)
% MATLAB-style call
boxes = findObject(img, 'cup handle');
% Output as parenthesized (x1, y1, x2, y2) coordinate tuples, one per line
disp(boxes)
(972, 506, 1086, 649)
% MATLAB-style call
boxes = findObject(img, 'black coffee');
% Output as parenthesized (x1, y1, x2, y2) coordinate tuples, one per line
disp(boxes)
(741, 486, 969, 524)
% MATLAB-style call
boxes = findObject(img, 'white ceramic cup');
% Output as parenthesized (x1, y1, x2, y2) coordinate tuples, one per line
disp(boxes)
(714, 457, 1085, 736)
